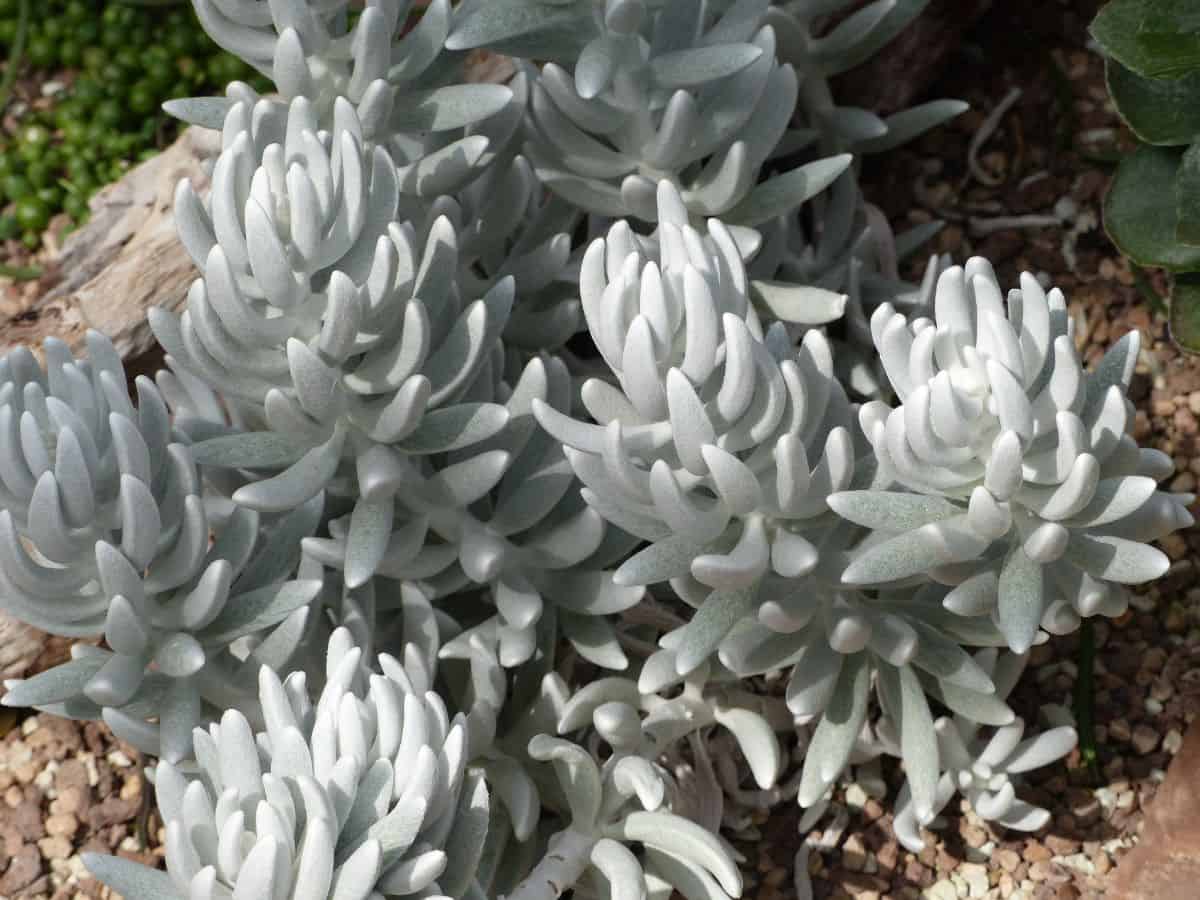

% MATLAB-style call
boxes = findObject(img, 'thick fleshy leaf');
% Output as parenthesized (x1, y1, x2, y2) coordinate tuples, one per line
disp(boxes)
(1104, 144, 1200, 271)
(828, 491, 961, 533)
(997, 546, 1045, 654)
(1106, 59, 1200, 145)
(1171, 271, 1200, 353)
(1091, 0, 1200, 79)
(797, 653, 870, 807)
(751, 281, 847, 325)
(724, 154, 852, 227)
(650, 43, 762, 88)
(162, 96, 235, 129)
(84, 853, 184, 900)
(190, 432, 308, 469)
(617, 811, 741, 896)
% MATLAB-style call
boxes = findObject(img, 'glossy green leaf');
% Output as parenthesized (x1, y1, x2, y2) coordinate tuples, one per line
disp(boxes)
(1104, 144, 1200, 271)
(1169, 271, 1200, 352)
(1106, 59, 1200, 145)
(1177, 142, 1200, 245)
(1092, 0, 1200, 78)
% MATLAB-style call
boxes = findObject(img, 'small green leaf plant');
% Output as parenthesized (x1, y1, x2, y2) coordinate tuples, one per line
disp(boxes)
(0, 2, 1190, 899)
(1092, 0, 1200, 350)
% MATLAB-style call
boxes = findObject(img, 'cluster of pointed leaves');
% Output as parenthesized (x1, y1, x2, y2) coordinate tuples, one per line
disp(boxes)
(536, 181, 859, 681)
(181, 0, 520, 195)
(0, 333, 195, 636)
(452, 0, 856, 228)
(85, 626, 489, 900)
(891, 649, 1077, 850)
(303, 355, 646, 672)
(0, 0, 1188, 897)
(0, 334, 321, 764)
(836, 259, 1195, 653)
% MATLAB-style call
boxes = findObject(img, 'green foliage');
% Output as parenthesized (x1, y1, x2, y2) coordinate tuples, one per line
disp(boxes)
(0, 0, 268, 251)
(1093, 0, 1200, 351)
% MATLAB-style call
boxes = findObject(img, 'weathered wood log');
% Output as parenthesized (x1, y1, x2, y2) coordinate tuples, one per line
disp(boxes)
(0, 126, 221, 360)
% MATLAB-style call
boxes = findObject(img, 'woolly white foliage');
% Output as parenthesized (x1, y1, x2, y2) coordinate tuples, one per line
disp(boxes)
(0, 1, 1189, 899)
(841, 261, 1193, 652)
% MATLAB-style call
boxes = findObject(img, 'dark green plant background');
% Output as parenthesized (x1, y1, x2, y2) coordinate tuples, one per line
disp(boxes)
(0, 0, 270, 262)
(1092, 0, 1200, 351)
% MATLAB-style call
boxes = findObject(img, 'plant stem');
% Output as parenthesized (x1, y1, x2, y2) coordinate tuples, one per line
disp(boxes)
(501, 829, 594, 900)
(1073, 618, 1101, 784)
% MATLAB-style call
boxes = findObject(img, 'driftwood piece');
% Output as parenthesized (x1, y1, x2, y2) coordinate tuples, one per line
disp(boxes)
(832, 0, 994, 116)
(0, 126, 221, 359)
(1108, 718, 1200, 899)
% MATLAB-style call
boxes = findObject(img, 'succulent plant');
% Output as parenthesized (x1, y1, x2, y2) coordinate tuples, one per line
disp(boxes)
(0, 2, 1190, 899)
(535, 182, 859, 674)
(2, 495, 323, 762)
(892, 649, 1078, 850)
(178, 0, 520, 195)
(835, 260, 1194, 653)
(0, 332, 199, 637)
(85, 626, 488, 899)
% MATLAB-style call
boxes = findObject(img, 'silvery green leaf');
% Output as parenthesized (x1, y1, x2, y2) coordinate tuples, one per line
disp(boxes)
(660, 584, 758, 676)
(577, 36, 619, 99)
(198, 580, 322, 646)
(615, 538, 706, 588)
(396, 403, 510, 454)
(1002, 726, 1078, 774)
(388, 85, 514, 133)
(162, 96, 236, 129)
(616, 812, 741, 897)
(810, 0, 898, 75)
(642, 847, 731, 900)
(445, 0, 593, 54)
(908, 621, 995, 694)
(331, 839, 383, 900)
(797, 652, 869, 806)
(812, 0, 930, 76)
(997, 545, 1045, 654)
(561, 610, 628, 670)
(1, 656, 105, 708)
(922, 676, 1014, 727)
(879, 664, 939, 823)
(829, 491, 962, 532)
(190, 432, 308, 469)
(558, 677, 643, 732)
(650, 43, 763, 89)
(395, 136, 493, 198)
(856, 99, 970, 154)
(345, 499, 394, 590)
(528, 734, 602, 830)
(84, 853, 184, 900)
(440, 771, 490, 898)
(542, 172, 630, 217)
(750, 281, 847, 325)
(232, 425, 345, 513)
(725, 154, 852, 226)
(482, 756, 539, 843)
(590, 838, 647, 900)
(841, 526, 960, 585)
(1063, 534, 1170, 584)
(711, 705, 781, 790)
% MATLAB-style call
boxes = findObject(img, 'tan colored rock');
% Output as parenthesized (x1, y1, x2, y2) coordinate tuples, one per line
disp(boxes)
(1109, 719, 1200, 899)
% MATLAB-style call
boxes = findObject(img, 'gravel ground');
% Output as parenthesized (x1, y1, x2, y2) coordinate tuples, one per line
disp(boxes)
(3, 1, 1200, 899)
